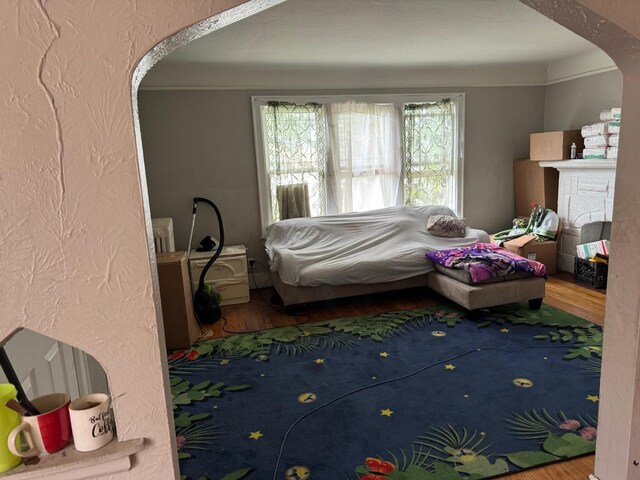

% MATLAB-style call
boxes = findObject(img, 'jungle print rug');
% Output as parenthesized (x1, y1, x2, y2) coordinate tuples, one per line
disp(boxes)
(168, 302, 602, 480)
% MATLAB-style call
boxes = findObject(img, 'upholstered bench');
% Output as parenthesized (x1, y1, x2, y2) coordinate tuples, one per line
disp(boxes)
(426, 267, 545, 311)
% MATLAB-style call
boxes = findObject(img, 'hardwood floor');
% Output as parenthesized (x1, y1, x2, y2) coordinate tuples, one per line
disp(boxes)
(199, 273, 606, 480)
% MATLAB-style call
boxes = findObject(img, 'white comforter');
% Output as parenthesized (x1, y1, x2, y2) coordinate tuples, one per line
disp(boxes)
(264, 205, 489, 287)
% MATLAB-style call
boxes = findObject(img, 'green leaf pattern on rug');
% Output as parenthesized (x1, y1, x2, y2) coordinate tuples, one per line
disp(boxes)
(542, 432, 596, 457)
(174, 412, 222, 463)
(506, 451, 559, 468)
(220, 467, 254, 480)
(170, 306, 465, 363)
(354, 414, 596, 480)
(534, 324, 603, 360)
(453, 456, 509, 476)
(170, 376, 251, 408)
(505, 408, 598, 442)
(476, 303, 593, 328)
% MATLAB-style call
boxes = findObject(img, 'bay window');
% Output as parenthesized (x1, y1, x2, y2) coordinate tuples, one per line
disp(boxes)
(252, 94, 463, 230)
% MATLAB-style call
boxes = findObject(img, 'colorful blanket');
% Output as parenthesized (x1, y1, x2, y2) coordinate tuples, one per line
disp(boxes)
(427, 242, 548, 283)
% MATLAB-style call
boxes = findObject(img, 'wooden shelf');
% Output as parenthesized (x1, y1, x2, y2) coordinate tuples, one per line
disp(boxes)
(0, 438, 144, 480)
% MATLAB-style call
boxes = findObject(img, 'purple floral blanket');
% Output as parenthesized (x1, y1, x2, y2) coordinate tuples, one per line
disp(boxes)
(427, 242, 548, 283)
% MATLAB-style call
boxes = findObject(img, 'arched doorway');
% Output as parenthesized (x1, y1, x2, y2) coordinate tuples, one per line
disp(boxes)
(1, 1, 639, 479)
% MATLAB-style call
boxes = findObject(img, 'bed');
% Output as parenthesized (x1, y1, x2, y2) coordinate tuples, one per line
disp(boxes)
(264, 205, 490, 307)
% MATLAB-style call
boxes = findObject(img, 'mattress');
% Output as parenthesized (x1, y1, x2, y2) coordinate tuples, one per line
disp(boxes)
(264, 205, 489, 287)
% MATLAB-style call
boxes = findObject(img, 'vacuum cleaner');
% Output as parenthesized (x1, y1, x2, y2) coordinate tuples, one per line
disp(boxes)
(187, 197, 225, 325)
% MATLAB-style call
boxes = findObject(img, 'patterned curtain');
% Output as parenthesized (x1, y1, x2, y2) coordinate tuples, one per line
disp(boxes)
(403, 100, 455, 208)
(263, 102, 327, 223)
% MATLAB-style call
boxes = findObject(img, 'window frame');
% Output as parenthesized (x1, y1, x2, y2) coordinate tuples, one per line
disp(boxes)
(252, 93, 465, 232)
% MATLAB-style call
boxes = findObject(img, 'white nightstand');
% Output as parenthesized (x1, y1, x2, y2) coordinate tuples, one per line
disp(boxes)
(188, 245, 250, 305)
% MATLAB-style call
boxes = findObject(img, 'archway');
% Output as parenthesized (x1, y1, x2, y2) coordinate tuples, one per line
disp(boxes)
(1, 1, 639, 479)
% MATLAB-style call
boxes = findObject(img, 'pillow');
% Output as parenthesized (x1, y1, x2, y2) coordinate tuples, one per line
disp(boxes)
(426, 215, 466, 238)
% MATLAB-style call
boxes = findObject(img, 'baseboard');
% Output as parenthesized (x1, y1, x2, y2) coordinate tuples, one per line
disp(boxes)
(249, 271, 272, 290)
(588, 474, 600, 480)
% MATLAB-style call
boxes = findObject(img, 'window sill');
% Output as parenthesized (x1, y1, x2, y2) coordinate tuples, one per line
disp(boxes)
(0, 438, 144, 480)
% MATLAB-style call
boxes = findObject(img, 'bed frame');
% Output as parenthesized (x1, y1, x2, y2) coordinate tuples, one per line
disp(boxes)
(271, 270, 430, 308)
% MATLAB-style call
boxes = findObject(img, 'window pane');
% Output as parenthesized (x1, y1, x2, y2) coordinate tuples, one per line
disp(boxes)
(262, 103, 326, 222)
(403, 101, 455, 209)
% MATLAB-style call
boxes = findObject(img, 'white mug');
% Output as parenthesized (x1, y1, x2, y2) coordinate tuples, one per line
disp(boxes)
(68, 393, 114, 452)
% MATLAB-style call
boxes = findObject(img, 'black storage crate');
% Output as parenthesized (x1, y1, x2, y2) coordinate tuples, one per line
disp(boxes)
(574, 257, 608, 289)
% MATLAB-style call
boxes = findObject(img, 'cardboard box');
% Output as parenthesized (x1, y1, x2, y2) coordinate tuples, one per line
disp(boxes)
(157, 251, 200, 350)
(530, 130, 583, 161)
(513, 159, 559, 217)
(503, 235, 557, 275)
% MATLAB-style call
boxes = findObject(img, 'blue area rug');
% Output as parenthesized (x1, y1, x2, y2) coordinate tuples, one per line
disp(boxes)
(168, 303, 602, 480)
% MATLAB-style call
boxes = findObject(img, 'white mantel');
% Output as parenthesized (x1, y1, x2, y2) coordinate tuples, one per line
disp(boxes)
(541, 159, 616, 272)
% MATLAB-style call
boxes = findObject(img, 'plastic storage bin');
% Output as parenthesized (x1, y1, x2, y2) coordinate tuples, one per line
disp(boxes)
(574, 257, 608, 289)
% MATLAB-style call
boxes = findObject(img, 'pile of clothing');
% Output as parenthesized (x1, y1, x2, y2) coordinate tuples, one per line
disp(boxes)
(581, 107, 621, 160)
(492, 204, 560, 244)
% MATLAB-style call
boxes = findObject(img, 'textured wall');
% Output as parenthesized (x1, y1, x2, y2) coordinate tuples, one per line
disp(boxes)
(2, 0, 640, 479)
(0, 0, 263, 478)
(138, 85, 545, 262)
(544, 70, 623, 131)
(521, 0, 640, 478)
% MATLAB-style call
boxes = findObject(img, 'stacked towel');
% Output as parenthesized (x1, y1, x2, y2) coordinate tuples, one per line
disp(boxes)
(599, 107, 621, 121)
(580, 108, 621, 159)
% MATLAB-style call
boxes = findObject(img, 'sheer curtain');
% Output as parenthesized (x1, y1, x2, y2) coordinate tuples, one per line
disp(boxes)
(326, 101, 402, 214)
(403, 100, 455, 209)
(262, 102, 326, 223)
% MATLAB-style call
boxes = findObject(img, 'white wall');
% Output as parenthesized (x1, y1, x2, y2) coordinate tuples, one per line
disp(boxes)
(138, 86, 545, 267)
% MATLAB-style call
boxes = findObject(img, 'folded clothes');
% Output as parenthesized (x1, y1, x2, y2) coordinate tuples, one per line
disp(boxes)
(607, 147, 618, 159)
(583, 147, 607, 159)
(600, 110, 613, 121)
(608, 121, 621, 135)
(584, 134, 608, 148)
(608, 134, 619, 147)
(600, 108, 621, 121)
(581, 122, 608, 137)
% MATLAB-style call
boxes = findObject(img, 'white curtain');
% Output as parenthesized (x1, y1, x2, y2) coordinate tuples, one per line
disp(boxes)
(326, 101, 402, 214)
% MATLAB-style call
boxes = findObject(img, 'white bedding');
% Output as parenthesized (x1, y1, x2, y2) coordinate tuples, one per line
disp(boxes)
(265, 205, 489, 287)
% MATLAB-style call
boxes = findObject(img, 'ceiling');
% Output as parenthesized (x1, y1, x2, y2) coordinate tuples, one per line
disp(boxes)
(142, 0, 616, 88)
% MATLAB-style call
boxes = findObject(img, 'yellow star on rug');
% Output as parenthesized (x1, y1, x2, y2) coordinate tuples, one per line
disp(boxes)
(380, 408, 394, 417)
(379, 352, 390, 358)
(220, 359, 230, 365)
(249, 431, 263, 440)
(314, 358, 325, 364)
(586, 395, 600, 403)
(444, 364, 456, 370)
(500, 328, 510, 333)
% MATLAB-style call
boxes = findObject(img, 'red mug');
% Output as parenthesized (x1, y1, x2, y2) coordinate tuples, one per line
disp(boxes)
(7, 393, 71, 457)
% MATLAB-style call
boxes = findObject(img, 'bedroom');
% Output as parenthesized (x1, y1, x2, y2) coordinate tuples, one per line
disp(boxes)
(138, 0, 620, 284)
(139, 2, 622, 478)
(3, 1, 639, 480)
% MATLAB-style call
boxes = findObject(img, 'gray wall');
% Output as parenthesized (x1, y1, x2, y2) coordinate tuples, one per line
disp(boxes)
(544, 70, 622, 131)
(138, 87, 545, 268)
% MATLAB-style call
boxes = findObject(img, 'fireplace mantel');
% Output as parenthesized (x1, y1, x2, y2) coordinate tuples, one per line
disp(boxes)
(541, 159, 617, 171)
(540, 159, 616, 272)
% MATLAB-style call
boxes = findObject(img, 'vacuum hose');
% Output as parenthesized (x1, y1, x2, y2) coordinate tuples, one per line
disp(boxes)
(191, 197, 225, 325)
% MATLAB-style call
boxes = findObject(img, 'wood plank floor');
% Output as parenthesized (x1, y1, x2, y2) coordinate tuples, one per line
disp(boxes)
(199, 273, 606, 480)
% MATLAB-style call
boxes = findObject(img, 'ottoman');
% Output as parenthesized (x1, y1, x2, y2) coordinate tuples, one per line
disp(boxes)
(427, 269, 545, 311)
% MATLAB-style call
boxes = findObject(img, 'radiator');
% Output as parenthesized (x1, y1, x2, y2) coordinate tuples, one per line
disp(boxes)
(152, 217, 175, 253)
